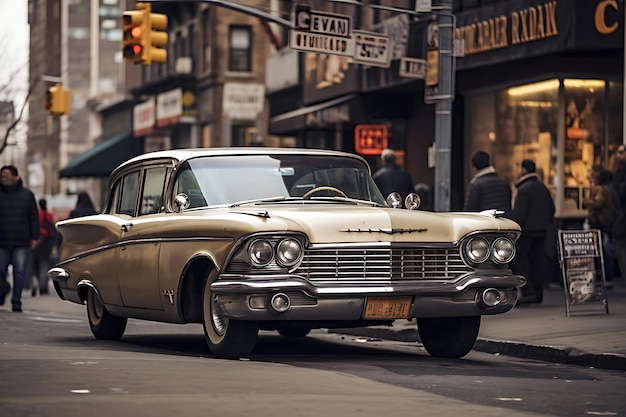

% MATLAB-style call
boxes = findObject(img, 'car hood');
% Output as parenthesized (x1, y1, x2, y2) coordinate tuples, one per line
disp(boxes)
(229, 204, 520, 244)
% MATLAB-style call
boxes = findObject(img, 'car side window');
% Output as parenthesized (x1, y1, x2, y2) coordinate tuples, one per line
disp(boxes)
(119, 171, 140, 216)
(173, 163, 208, 208)
(139, 167, 167, 215)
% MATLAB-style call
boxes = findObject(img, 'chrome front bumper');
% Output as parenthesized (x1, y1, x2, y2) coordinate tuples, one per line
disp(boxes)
(211, 271, 526, 320)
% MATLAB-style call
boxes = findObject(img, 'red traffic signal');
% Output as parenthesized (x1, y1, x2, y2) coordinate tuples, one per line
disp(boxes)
(122, 9, 146, 63)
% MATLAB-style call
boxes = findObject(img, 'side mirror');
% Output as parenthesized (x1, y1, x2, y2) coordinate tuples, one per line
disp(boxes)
(386, 192, 403, 208)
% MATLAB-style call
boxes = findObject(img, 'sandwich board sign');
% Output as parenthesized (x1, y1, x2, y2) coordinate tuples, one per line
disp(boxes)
(557, 229, 609, 317)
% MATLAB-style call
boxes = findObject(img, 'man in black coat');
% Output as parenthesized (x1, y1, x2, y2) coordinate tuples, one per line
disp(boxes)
(0, 165, 40, 312)
(372, 149, 414, 201)
(511, 159, 556, 304)
(464, 150, 512, 217)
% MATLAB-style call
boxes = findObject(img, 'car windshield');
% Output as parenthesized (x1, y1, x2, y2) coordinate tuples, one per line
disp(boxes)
(172, 154, 386, 208)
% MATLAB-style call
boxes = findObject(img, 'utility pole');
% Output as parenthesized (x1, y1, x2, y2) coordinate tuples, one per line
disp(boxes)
(432, 0, 454, 212)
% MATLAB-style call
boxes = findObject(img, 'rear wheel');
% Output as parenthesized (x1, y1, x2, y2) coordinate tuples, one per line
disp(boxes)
(417, 316, 480, 358)
(202, 278, 259, 359)
(86, 287, 127, 340)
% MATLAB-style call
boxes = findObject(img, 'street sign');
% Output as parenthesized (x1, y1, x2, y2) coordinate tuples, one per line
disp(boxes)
(399, 57, 426, 79)
(424, 21, 440, 104)
(290, 6, 354, 57)
(352, 31, 392, 68)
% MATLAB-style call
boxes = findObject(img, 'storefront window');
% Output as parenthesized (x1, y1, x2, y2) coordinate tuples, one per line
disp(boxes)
(467, 78, 620, 219)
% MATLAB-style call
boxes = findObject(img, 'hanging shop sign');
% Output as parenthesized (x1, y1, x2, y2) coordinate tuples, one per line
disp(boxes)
(223, 83, 265, 120)
(157, 88, 182, 128)
(133, 98, 155, 137)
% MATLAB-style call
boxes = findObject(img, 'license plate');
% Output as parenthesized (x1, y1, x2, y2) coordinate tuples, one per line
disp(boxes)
(363, 296, 412, 319)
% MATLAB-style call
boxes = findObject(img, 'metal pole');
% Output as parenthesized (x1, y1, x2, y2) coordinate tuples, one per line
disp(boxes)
(433, 0, 454, 212)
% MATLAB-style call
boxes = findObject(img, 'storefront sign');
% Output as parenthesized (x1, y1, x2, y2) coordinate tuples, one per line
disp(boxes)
(455, 0, 623, 70)
(223, 83, 265, 120)
(133, 99, 155, 137)
(157, 88, 182, 128)
(354, 124, 389, 155)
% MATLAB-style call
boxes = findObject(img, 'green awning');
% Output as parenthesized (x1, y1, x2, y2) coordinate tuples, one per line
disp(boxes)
(59, 132, 134, 178)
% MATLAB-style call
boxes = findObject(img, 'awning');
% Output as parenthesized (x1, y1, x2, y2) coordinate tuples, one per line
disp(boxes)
(59, 132, 134, 178)
(269, 94, 357, 134)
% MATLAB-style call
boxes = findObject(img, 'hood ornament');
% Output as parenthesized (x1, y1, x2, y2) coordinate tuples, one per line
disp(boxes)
(340, 227, 428, 234)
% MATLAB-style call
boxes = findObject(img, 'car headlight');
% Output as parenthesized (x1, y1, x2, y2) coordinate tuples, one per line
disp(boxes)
(276, 238, 303, 267)
(491, 237, 515, 264)
(466, 237, 490, 263)
(249, 239, 274, 266)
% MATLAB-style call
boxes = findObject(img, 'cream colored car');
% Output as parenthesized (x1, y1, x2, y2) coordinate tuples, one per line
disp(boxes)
(49, 148, 525, 359)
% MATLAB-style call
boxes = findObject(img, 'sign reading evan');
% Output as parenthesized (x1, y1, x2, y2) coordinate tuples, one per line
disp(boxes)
(290, 5, 354, 57)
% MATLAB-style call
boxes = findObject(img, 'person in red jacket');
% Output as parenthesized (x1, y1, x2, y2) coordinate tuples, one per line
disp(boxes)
(28, 198, 56, 296)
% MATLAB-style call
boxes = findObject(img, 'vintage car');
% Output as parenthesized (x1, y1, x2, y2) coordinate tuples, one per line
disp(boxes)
(49, 148, 525, 359)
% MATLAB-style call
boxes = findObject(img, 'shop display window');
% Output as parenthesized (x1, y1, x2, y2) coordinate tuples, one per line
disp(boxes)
(466, 78, 623, 219)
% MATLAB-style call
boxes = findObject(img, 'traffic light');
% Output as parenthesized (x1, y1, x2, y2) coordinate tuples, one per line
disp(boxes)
(122, 2, 168, 65)
(122, 7, 147, 63)
(45, 84, 71, 116)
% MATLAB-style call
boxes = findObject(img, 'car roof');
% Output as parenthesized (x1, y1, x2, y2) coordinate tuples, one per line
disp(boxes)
(112, 147, 370, 177)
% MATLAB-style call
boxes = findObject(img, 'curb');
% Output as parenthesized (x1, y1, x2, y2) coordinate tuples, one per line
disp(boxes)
(329, 327, 626, 371)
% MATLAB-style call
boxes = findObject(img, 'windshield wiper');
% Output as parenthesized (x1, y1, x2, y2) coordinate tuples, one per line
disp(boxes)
(304, 196, 383, 207)
(229, 196, 288, 207)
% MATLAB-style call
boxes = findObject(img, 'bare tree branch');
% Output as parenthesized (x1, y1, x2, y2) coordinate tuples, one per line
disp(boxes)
(0, 76, 38, 155)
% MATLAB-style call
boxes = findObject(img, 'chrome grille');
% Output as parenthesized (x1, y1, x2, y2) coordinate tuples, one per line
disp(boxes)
(294, 247, 471, 281)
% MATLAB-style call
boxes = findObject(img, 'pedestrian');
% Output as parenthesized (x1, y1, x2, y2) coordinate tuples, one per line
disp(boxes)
(0, 165, 40, 312)
(583, 164, 617, 286)
(510, 160, 556, 304)
(612, 144, 626, 279)
(28, 198, 56, 296)
(463, 150, 512, 217)
(69, 191, 98, 219)
(372, 149, 414, 200)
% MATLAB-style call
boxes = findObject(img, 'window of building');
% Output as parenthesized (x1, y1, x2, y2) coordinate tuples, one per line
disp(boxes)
(229, 26, 252, 72)
(466, 78, 623, 218)
(201, 8, 211, 73)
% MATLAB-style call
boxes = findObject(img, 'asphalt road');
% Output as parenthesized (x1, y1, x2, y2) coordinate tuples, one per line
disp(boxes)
(1, 302, 625, 417)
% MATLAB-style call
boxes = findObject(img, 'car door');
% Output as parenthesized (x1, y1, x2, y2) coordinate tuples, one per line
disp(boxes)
(117, 166, 168, 310)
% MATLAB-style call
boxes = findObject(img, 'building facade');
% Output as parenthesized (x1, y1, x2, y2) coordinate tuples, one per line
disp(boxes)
(266, 0, 624, 221)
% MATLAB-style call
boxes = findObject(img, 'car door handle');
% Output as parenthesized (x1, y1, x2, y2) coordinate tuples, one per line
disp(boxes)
(121, 223, 133, 232)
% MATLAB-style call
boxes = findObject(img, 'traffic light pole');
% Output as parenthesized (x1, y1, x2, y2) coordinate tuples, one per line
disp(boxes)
(433, 0, 454, 212)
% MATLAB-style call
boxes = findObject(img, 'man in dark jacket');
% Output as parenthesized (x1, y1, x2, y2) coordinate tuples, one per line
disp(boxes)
(0, 165, 40, 312)
(464, 151, 512, 217)
(511, 159, 556, 304)
(373, 149, 414, 201)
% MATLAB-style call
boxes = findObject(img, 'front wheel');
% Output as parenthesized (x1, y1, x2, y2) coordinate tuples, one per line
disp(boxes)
(202, 278, 259, 359)
(86, 286, 127, 340)
(417, 316, 480, 358)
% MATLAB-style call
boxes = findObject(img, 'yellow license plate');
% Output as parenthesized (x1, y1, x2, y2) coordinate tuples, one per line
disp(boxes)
(363, 296, 412, 319)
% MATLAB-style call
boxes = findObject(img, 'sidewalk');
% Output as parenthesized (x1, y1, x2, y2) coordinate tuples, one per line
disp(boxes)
(3, 279, 626, 371)
(332, 278, 626, 371)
